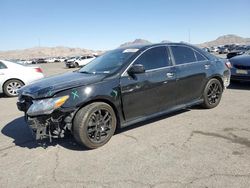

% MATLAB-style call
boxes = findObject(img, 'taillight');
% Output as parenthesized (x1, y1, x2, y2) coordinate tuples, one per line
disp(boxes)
(34, 67, 43, 73)
(225, 60, 232, 69)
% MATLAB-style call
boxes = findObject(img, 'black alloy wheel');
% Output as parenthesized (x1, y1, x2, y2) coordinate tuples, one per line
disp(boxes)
(87, 109, 113, 143)
(202, 78, 223, 109)
(73, 102, 117, 149)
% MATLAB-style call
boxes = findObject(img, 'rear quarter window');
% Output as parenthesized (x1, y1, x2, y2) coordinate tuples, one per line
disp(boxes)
(194, 51, 207, 61)
(0, 62, 7, 69)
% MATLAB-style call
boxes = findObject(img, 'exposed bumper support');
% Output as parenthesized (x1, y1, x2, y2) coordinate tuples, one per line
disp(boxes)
(26, 112, 73, 142)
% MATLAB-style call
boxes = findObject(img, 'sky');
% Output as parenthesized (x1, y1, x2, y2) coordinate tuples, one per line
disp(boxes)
(0, 0, 250, 51)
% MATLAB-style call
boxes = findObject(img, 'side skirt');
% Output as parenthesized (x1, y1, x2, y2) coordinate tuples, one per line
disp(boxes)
(121, 99, 203, 128)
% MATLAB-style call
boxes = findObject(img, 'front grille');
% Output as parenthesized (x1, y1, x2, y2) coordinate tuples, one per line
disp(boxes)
(234, 64, 250, 70)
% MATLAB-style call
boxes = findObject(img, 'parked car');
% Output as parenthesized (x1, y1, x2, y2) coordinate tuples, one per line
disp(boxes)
(17, 43, 231, 149)
(74, 55, 96, 67)
(45, 57, 57, 63)
(229, 52, 250, 81)
(0, 60, 44, 97)
(32, 58, 47, 64)
(218, 47, 229, 54)
(65, 56, 79, 68)
(210, 47, 219, 53)
(227, 50, 245, 59)
(202, 47, 210, 53)
(54, 57, 66, 63)
(20, 60, 33, 65)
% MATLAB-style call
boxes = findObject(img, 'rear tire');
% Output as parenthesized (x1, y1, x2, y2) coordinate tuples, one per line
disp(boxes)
(73, 102, 117, 149)
(201, 78, 223, 109)
(3, 79, 24, 97)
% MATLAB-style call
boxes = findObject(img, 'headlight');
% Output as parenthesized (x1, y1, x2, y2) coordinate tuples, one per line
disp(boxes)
(27, 95, 69, 116)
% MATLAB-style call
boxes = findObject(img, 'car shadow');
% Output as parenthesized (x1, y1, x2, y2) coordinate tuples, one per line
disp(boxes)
(1, 117, 85, 151)
(1, 109, 189, 151)
(0, 93, 7, 98)
(228, 81, 250, 90)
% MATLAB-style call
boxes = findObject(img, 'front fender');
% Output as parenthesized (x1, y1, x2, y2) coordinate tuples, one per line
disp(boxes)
(55, 78, 123, 121)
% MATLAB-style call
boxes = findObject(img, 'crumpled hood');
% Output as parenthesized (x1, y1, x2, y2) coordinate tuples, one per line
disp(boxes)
(19, 71, 106, 99)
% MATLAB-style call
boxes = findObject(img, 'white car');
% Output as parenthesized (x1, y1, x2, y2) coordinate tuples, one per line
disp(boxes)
(74, 55, 96, 67)
(45, 57, 57, 63)
(20, 60, 33, 65)
(0, 60, 44, 97)
(55, 57, 66, 62)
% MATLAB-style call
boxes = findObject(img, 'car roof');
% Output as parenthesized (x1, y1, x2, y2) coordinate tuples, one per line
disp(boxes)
(121, 42, 218, 61)
(118, 42, 198, 50)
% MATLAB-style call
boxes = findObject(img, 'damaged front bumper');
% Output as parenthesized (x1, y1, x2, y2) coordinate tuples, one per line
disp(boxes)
(17, 95, 75, 142)
(26, 112, 74, 141)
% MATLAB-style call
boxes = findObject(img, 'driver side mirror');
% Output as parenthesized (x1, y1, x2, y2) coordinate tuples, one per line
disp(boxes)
(127, 64, 145, 75)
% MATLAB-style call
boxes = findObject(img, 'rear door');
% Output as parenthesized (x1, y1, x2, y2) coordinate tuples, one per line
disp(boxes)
(120, 46, 177, 121)
(169, 45, 210, 105)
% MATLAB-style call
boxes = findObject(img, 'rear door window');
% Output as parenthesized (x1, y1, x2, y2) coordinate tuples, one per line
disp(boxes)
(171, 46, 196, 65)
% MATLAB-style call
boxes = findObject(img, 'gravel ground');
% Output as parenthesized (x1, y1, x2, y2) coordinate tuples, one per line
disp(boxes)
(0, 63, 250, 188)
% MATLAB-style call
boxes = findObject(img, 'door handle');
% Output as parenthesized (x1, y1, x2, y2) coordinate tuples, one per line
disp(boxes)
(204, 64, 211, 69)
(166, 72, 174, 78)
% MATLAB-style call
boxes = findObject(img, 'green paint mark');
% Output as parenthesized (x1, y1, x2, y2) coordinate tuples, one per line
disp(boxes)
(111, 90, 118, 97)
(45, 90, 53, 97)
(72, 90, 79, 100)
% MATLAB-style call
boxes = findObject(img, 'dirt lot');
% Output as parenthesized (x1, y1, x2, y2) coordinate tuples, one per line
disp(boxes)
(0, 63, 250, 188)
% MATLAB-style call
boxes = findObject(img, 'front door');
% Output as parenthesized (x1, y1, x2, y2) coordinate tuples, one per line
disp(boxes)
(120, 46, 177, 122)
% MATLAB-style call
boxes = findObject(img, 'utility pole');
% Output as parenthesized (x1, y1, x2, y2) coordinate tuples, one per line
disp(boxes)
(38, 38, 41, 47)
(188, 29, 191, 43)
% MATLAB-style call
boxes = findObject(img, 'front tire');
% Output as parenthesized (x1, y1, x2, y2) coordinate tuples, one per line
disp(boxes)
(74, 62, 79, 68)
(3, 79, 24, 97)
(73, 102, 117, 149)
(201, 78, 223, 109)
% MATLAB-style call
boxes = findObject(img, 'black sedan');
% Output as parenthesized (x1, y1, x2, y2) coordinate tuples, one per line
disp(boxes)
(17, 43, 231, 149)
(229, 52, 250, 81)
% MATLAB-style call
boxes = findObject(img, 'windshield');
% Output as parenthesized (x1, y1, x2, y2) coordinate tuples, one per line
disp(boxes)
(69, 56, 78, 60)
(79, 48, 138, 74)
(8, 60, 25, 66)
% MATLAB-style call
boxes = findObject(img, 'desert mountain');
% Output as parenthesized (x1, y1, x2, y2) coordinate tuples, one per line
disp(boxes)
(161, 40, 172, 43)
(119, 39, 151, 47)
(199, 34, 250, 47)
(120, 35, 250, 48)
(1, 35, 250, 60)
(0, 46, 102, 60)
